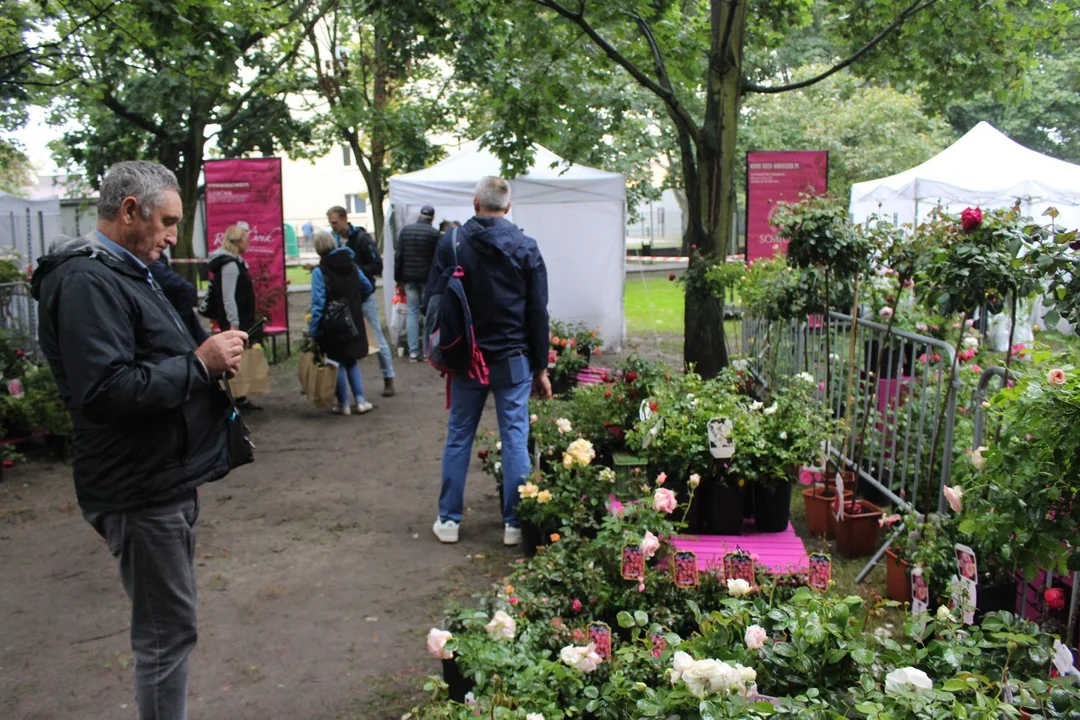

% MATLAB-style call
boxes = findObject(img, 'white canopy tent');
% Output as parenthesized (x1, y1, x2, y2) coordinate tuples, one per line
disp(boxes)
(384, 141, 627, 350)
(850, 122, 1080, 230)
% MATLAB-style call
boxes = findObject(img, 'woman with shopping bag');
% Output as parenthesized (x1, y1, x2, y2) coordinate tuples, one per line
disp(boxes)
(309, 231, 375, 416)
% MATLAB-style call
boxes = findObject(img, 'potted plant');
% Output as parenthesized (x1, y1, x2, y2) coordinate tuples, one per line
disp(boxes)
(830, 498, 884, 558)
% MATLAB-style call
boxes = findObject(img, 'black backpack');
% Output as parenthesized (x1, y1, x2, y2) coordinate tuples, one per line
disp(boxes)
(319, 299, 361, 344)
(197, 258, 231, 320)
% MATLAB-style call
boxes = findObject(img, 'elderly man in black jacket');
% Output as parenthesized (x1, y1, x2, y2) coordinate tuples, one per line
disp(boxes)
(31, 160, 248, 720)
(394, 204, 439, 360)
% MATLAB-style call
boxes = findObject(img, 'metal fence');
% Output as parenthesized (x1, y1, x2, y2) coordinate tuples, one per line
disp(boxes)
(0, 283, 40, 360)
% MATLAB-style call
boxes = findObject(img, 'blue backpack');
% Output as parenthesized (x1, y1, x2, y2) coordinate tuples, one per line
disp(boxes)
(425, 228, 489, 396)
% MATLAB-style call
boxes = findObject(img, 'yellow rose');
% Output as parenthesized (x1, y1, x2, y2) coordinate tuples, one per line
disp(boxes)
(562, 453, 574, 469)
(518, 482, 540, 499)
(537, 490, 553, 504)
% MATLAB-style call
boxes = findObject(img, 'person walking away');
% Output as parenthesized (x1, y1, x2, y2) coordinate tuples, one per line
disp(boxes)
(149, 252, 209, 344)
(31, 160, 248, 720)
(395, 204, 439, 361)
(426, 176, 551, 546)
(326, 205, 396, 397)
(207, 223, 262, 411)
(309, 231, 375, 415)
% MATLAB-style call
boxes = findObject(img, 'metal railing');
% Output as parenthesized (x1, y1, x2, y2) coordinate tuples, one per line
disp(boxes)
(0, 283, 39, 360)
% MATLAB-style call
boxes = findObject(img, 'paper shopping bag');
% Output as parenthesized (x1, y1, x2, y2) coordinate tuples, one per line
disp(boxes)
(298, 351, 337, 409)
(230, 347, 270, 396)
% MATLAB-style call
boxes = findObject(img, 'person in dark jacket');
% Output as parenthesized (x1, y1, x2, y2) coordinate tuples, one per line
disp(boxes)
(149, 253, 209, 344)
(30, 160, 248, 720)
(425, 176, 552, 546)
(394, 204, 440, 360)
(327, 205, 396, 396)
(206, 224, 263, 411)
(309, 231, 375, 415)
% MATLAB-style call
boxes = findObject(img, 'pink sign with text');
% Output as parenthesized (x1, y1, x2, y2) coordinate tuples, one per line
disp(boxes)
(745, 151, 829, 264)
(204, 158, 288, 329)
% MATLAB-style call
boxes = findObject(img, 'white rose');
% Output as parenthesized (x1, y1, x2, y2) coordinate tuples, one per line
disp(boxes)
(426, 628, 453, 660)
(526, 715, 545, 720)
(496, 441, 502, 451)
(560, 643, 602, 673)
(735, 663, 757, 685)
(484, 610, 516, 641)
(727, 578, 752, 597)
(963, 336, 979, 348)
(885, 667, 933, 695)
(779, 431, 788, 440)
(683, 659, 740, 698)
(936, 606, 951, 621)
(750, 401, 764, 411)
(796, 372, 814, 383)
(971, 446, 988, 471)
(763, 403, 778, 416)
(494, 461, 502, 474)
(671, 651, 695, 684)
(744, 625, 767, 650)
(556, 418, 572, 434)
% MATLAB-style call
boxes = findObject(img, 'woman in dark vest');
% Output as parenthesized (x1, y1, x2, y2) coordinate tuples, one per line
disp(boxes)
(208, 223, 263, 411)
(309, 231, 375, 415)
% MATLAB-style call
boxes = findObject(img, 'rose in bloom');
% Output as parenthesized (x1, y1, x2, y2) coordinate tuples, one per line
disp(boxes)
(6, 379, 23, 399)
(526, 715, 545, 720)
(963, 336, 979, 349)
(556, 417, 573, 434)
(669, 273, 676, 281)
(14, 349, 24, 359)
(653, 487, 678, 514)
(484, 610, 517, 641)
(599, 467, 616, 483)
(879, 306, 894, 319)
(1045, 587, 1066, 611)
(562, 453, 574, 469)
(565, 438, 596, 467)
(763, 403, 777, 416)
(549, 533, 560, 542)
(560, 643, 602, 673)
(960, 207, 983, 232)
(885, 667, 933, 695)
(625, 370, 638, 384)
(2, 459, 14, 469)
(519, 482, 539, 499)
(744, 625, 767, 650)
(916, 322, 928, 332)
(971, 446, 989, 471)
(530, 413, 538, 423)
(641, 530, 661, 560)
(727, 578, 752, 597)
(936, 606, 951, 621)
(943, 485, 964, 513)
(426, 628, 453, 660)
(571, 598, 583, 613)
(688, 473, 701, 489)
(1048, 368, 1067, 386)
(536, 490, 553, 504)
(496, 441, 502, 451)
(478, 449, 489, 460)
(879, 513, 902, 528)
(670, 652, 756, 699)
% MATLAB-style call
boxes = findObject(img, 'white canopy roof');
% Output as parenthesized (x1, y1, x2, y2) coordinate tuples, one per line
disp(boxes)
(850, 122, 1080, 229)
(384, 141, 627, 350)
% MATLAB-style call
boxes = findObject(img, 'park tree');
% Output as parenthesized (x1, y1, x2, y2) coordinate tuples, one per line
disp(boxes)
(39, 0, 333, 259)
(455, 0, 1068, 377)
(0, 0, 50, 196)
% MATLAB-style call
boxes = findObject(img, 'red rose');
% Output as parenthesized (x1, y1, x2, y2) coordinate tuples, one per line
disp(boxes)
(14, 350, 24, 359)
(1045, 587, 1066, 611)
(961, 207, 983, 232)
(478, 450, 489, 460)
(649, 401, 658, 412)
(2, 459, 13, 469)
(668, 273, 676, 281)
(625, 371, 638, 384)
(604, 390, 612, 398)
(690, 244, 697, 251)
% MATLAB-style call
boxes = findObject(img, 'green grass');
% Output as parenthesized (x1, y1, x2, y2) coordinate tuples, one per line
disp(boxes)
(286, 264, 312, 286)
(624, 274, 685, 336)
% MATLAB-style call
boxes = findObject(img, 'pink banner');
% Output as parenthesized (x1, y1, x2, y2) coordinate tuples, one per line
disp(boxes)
(204, 158, 287, 329)
(745, 151, 829, 264)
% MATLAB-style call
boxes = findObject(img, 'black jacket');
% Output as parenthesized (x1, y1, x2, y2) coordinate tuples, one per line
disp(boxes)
(395, 221, 439, 284)
(31, 234, 232, 513)
(207, 251, 256, 332)
(317, 248, 370, 362)
(424, 217, 550, 372)
(343, 225, 382, 286)
(149, 255, 209, 344)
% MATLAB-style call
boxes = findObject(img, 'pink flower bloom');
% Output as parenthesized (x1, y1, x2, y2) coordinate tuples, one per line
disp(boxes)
(641, 530, 661, 560)
(653, 487, 678, 514)
(879, 306, 894, 319)
(571, 598, 582, 613)
(426, 628, 454, 660)
(903, 279, 915, 289)
(965, 318, 975, 327)
(1048, 368, 1067, 386)
(656, 472, 667, 486)
(6, 379, 23, 399)
(918, 353, 928, 364)
(879, 513, 902, 528)
(637, 582, 645, 592)
(916, 323, 928, 332)
(943, 485, 963, 513)
(744, 625, 768, 650)
(961, 206, 983, 232)
(509, 596, 520, 605)
(818, 382, 826, 391)
(971, 364, 982, 374)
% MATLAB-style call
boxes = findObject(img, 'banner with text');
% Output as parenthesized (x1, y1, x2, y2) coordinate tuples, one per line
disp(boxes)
(204, 158, 288, 329)
(746, 151, 829, 263)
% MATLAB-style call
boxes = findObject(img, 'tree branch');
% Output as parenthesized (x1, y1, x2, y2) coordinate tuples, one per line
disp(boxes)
(99, 89, 168, 139)
(743, 0, 939, 94)
(532, 0, 700, 145)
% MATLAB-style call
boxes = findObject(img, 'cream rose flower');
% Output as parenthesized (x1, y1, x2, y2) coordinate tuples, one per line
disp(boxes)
(537, 490, 553, 504)
(943, 485, 963, 513)
(484, 610, 517, 641)
(426, 628, 453, 660)
(556, 417, 573, 434)
(744, 625, 767, 650)
(566, 438, 596, 467)
(599, 467, 617, 483)
(971, 446, 988, 471)
(518, 482, 539, 499)
(763, 403, 778, 416)
(885, 667, 933, 695)
(1048, 368, 1067, 386)
(653, 487, 678, 514)
(641, 530, 660, 560)
(562, 453, 574, 469)
(727, 578, 752, 597)
(560, 643, 602, 673)
(688, 473, 701, 489)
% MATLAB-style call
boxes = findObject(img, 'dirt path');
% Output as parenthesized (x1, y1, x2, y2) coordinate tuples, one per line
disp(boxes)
(0, 352, 513, 719)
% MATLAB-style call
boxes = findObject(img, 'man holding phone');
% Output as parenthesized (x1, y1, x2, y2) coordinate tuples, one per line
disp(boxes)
(32, 161, 247, 720)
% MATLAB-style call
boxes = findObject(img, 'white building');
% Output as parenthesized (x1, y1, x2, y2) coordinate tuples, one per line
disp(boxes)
(281, 144, 375, 251)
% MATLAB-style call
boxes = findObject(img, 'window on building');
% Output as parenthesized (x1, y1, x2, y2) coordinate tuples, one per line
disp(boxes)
(345, 194, 366, 214)
(342, 145, 352, 166)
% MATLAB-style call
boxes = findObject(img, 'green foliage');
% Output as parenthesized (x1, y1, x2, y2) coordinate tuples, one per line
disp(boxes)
(773, 193, 868, 280)
(739, 257, 798, 322)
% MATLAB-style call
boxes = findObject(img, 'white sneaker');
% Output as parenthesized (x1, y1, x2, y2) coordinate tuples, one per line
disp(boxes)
(333, 403, 351, 416)
(353, 401, 374, 414)
(503, 524, 522, 546)
(432, 518, 460, 543)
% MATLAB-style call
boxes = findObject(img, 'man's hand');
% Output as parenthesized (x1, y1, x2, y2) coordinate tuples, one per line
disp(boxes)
(196, 330, 248, 377)
(533, 369, 552, 400)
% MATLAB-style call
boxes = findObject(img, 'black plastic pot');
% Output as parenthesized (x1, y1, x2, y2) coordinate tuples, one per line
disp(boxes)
(975, 579, 1017, 622)
(520, 520, 546, 558)
(442, 658, 473, 703)
(702, 481, 744, 535)
(752, 482, 793, 533)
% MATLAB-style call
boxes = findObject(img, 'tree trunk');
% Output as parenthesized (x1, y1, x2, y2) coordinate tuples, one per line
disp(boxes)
(367, 23, 390, 250)
(173, 131, 205, 282)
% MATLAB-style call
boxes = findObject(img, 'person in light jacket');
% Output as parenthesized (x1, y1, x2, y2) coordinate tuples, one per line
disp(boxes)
(207, 224, 262, 411)
(309, 231, 375, 415)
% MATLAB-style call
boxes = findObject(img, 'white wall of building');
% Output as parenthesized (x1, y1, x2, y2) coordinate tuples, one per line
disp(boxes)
(281, 145, 375, 245)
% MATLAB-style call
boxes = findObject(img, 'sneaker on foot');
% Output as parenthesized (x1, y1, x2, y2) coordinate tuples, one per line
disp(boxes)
(409, 354, 420, 362)
(433, 518, 460, 543)
(332, 403, 351, 416)
(503, 524, 522, 546)
(353, 401, 375, 414)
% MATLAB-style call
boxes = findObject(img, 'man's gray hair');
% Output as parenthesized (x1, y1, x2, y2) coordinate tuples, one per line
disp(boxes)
(475, 176, 511, 212)
(97, 161, 180, 220)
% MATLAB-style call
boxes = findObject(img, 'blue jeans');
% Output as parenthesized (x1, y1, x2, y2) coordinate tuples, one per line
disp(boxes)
(336, 359, 366, 406)
(84, 493, 199, 720)
(439, 355, 533, 527)
(361, 294, 394, 379)
(405, 282, 425, 357)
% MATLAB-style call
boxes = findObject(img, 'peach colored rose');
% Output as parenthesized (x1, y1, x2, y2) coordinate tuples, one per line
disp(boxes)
(653, 487, 678, 514)
(744, 625, 767, 650)
(943, 485, 963, 513)
(641, 530, 660, 560)
(427, 628, 453, 660)
(1048, 368, 1067, 386)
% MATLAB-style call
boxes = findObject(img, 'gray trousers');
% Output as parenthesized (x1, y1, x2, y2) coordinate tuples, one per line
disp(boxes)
(84, 492, 199, 720)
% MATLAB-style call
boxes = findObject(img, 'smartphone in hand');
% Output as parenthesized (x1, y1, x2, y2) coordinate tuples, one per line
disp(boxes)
(243, 319, 265, 346)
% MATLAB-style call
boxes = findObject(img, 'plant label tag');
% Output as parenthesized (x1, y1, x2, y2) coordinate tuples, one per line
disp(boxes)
(588, 622, 612, 660)
(833, 473, 845, 521)
(949, 574, 976, 625)
(639, 399, 654, 422)
(954, 543, 978, 583)
(640, 418, 662, 450)
(911, 566, 929, 616)
(1051, 639, 1080, 678)
(708, 417, 735, 459)
(672, 551, 699, 588)
(808, 553, 831, 591)
(724, 551, 755, 587)
(621, 544, 645, 581)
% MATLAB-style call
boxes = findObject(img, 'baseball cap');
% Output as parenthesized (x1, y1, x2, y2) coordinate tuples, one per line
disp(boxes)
(420, 205, 435, 218)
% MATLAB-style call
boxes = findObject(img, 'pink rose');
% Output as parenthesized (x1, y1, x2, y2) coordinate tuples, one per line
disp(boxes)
(943, 485, 963, 513)
(427, 628, 453, 660)
(1048, 368, 1067, 386)
(744, 624, 768, 650)
(879, 306, 894, 319)
(6, 379, 23, 399)
(571, 598, 582, 613)
(961, 207, 983, 232)
(641, 530, 661, 560)
(879, 513, 902, 528)
(653, 487, 678, 514)
(656, 472, 667, 486)
(916, 322, 928, 332)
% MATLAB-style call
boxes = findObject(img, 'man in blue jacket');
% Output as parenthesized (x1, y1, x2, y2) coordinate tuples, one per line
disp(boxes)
(426, 176, 551, 546)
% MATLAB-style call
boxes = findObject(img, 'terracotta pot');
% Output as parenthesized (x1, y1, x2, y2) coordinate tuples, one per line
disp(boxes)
(832, 500, 884, 559)
(885, 548, 912, 602)
(803, 486, 854, 538)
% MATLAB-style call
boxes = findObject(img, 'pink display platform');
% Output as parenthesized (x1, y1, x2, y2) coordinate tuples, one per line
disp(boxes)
(672, 521, 810, 575)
